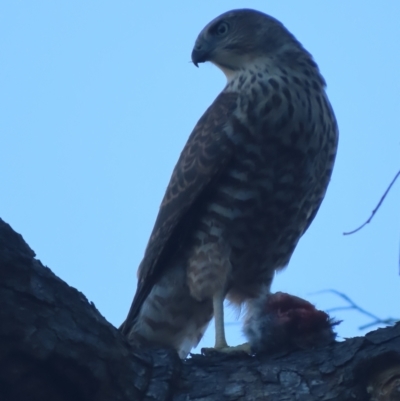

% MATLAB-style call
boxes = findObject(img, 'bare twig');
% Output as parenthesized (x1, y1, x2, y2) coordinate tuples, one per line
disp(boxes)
(343, 169, 400, 235)
(313, 289, 398, 330)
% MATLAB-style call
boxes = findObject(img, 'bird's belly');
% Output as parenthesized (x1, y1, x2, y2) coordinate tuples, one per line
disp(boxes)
(186, 155, 324, 304)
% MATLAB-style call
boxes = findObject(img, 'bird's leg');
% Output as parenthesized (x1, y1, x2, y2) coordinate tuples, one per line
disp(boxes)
(201, 290, 251, 356)
(213, 290, 228, 349)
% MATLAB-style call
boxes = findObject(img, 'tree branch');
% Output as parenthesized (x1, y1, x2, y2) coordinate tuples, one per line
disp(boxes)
(343, 169, 400, 235)
(1, 218, 399, 401)
(315, 289, 398, 330)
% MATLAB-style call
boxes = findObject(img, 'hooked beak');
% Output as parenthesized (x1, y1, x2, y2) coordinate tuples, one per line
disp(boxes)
(191, 38, 212, 67)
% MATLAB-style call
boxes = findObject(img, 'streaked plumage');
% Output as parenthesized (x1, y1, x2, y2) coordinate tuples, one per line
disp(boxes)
(120, 8, 338, 358)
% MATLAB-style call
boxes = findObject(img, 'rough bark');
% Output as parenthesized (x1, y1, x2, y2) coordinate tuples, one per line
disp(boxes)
(0, 218, 399, 401)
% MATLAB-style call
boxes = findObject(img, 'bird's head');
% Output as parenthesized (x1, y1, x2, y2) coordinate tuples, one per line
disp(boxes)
(191, 9, 302, 77)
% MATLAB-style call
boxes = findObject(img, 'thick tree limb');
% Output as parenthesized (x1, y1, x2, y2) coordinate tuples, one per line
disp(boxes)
(0, 219, 181, 401)
(0, 218, 399, 401)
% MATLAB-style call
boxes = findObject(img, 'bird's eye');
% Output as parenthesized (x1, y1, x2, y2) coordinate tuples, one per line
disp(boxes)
(215, 21, 229, 36)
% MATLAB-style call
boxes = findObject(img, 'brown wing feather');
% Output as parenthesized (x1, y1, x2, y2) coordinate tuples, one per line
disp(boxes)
(120, 91, 238, 334)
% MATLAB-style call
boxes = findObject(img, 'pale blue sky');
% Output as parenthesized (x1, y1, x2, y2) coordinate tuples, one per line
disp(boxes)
(1, 1, 399, 351)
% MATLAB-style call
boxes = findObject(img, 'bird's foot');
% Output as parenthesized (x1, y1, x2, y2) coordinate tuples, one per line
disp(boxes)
(201, 342, 251, 356)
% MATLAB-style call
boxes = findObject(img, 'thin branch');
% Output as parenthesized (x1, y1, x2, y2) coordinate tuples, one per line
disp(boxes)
(326, 306, 359, 313)
(358, 318, 398, 331)
(313, 289, 398, 330)
(343, 169, 400, 235)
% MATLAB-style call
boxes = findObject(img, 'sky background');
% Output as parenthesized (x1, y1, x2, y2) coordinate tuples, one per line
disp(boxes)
(1, 1, 399, 352)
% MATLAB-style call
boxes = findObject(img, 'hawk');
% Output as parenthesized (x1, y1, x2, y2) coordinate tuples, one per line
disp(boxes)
(120, 9, 338, 358)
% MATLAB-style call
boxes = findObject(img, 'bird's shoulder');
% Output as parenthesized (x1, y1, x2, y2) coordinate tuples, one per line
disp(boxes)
(142, 90, 239, 274)
(120, 90, 239, 332)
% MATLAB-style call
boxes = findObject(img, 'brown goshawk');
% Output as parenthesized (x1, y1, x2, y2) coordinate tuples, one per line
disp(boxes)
(120, 9, 338, 358)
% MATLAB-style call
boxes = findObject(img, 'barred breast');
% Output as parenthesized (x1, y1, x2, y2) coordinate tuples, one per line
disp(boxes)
(186, 60, 337, 306)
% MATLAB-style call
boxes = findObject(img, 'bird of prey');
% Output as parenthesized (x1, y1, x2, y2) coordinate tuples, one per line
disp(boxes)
(120, 8, 338, 359)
